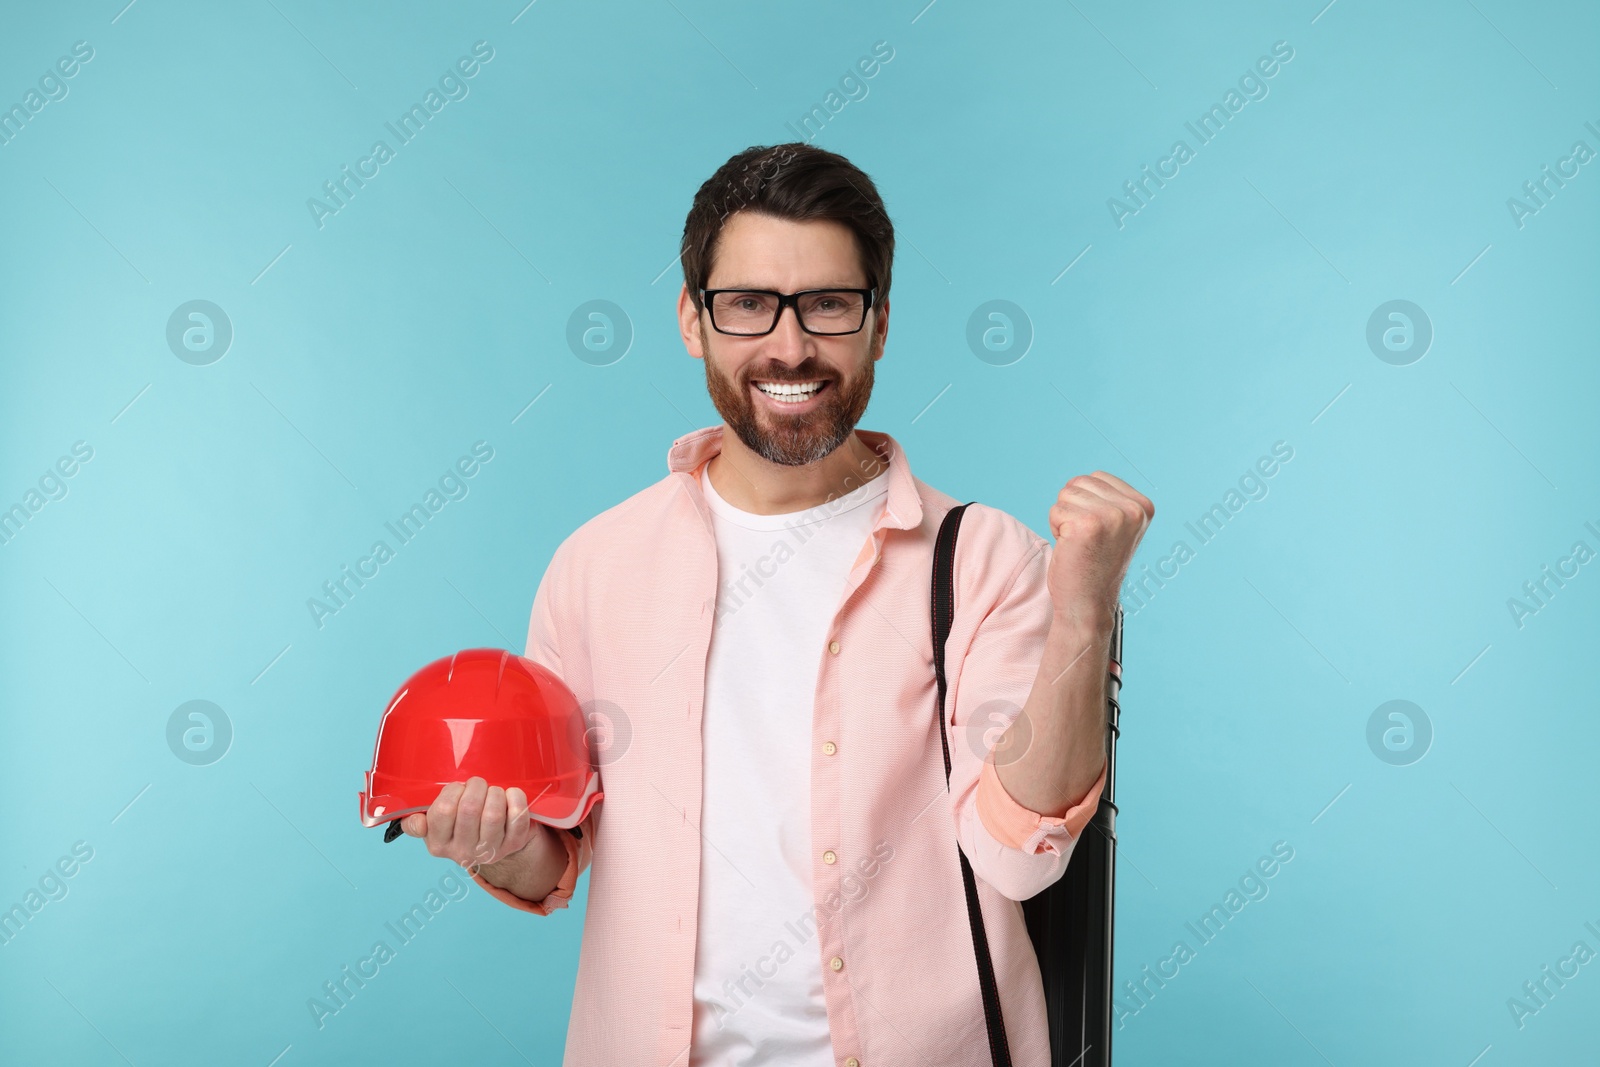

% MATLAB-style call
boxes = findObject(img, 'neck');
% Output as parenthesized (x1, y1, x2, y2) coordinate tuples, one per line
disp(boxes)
(707, 427, 887, 515)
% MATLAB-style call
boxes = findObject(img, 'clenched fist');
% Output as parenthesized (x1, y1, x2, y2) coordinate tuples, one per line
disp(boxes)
(401, 776, 539, 875)
(1046, 471, 1155, 630)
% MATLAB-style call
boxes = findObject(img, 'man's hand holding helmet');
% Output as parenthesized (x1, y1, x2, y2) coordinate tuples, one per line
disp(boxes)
(401, 777, 566, 898)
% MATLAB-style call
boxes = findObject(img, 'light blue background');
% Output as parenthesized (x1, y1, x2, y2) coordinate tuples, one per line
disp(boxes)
(2, 1, 1596, 1064)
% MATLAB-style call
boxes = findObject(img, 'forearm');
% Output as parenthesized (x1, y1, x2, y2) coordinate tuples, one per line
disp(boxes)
(475, 821, 568, 904)
(992, 612, 1111, 818)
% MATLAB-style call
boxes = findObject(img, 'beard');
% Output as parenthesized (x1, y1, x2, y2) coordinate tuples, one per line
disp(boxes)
(702, 331, 875, 467)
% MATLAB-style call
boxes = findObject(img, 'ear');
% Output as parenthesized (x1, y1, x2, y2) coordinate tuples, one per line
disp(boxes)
(678, 284, 706, 360)
(870, 296, 889, 360)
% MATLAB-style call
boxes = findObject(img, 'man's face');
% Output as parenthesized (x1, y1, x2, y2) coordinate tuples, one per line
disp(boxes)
(680, 211, 887, 466)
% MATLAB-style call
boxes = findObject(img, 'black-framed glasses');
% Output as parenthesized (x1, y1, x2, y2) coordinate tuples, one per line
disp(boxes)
(699, 288, 876, 336)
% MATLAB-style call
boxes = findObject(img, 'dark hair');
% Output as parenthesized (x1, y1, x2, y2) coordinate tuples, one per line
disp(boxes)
(680, 142, 894, 314)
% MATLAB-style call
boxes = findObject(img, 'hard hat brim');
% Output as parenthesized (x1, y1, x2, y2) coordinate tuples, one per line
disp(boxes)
(359, 768, 602, 831)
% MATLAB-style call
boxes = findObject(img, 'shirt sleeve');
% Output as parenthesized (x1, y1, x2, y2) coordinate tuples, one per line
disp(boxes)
(469, 536, 598, 915)
(977, 755, 1106, 855)
(470, 820, 592, 915)
(942, 506, 1107, 901)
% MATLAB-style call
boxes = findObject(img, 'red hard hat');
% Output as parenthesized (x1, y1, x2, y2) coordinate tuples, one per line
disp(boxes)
(359, 648, 602, 839)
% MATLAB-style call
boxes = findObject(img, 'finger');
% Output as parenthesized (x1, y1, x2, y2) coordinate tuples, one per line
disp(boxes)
(449, 777, 489, 859)
(402, 813, 427, 837)
(476, 786, 508, 866)
(1082, 471, 1155, 519)
(426, 781, 465, 856)
(1050, 486, 1125, 540)
(1055, 481, 1147, 536)
(500, 787, 533, 857)
(1057, 480, 1122, 512)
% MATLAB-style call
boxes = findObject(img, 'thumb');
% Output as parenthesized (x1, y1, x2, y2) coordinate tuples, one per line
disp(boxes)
(401, 813, 427, 837)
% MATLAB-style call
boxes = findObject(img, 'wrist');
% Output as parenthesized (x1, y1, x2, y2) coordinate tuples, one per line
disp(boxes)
(1050, 602, 1116, 641)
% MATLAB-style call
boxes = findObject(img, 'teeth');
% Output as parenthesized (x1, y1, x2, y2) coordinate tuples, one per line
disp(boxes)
(755, 380, 824, 401)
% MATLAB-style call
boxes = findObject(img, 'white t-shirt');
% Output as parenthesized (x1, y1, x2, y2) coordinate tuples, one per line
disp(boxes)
(688, 456, 891, 1066)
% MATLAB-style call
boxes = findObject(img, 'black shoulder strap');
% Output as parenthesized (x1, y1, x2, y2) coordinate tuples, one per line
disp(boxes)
(933, 502, 1013, 1067)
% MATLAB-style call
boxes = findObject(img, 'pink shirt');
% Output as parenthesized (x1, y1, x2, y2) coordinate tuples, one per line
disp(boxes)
(472, 424, 1107, 1067)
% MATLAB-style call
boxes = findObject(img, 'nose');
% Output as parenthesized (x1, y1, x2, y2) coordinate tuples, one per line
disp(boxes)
(764, 300, 810, 363)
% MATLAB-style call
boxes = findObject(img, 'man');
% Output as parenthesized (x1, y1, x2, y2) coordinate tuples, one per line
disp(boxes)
(401, 143, 1154, 1066)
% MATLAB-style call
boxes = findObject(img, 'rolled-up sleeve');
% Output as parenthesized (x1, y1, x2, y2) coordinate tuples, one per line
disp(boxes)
(470, 820, 591, 915)
(977, 756, 1105, 856)
(471, 536, 598, 915)
(943, 506, 1106, 901)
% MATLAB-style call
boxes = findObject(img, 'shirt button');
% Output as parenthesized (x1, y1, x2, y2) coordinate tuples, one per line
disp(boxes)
(830, 955, 843, 971)
(845, 1059, 860, 1067)
(829, 640, 840, 655)
(823, 850, 837, 864)
(822, 740, 837, 756)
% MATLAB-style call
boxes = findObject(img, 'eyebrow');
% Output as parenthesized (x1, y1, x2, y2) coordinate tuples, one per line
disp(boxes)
(708, 281, 867, 290)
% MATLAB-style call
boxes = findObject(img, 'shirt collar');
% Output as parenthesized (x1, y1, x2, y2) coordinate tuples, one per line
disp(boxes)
(667, 424, 923, 533)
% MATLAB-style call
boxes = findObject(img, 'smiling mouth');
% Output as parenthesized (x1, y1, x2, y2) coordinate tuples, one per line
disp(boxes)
(751, 379, 830, 405)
